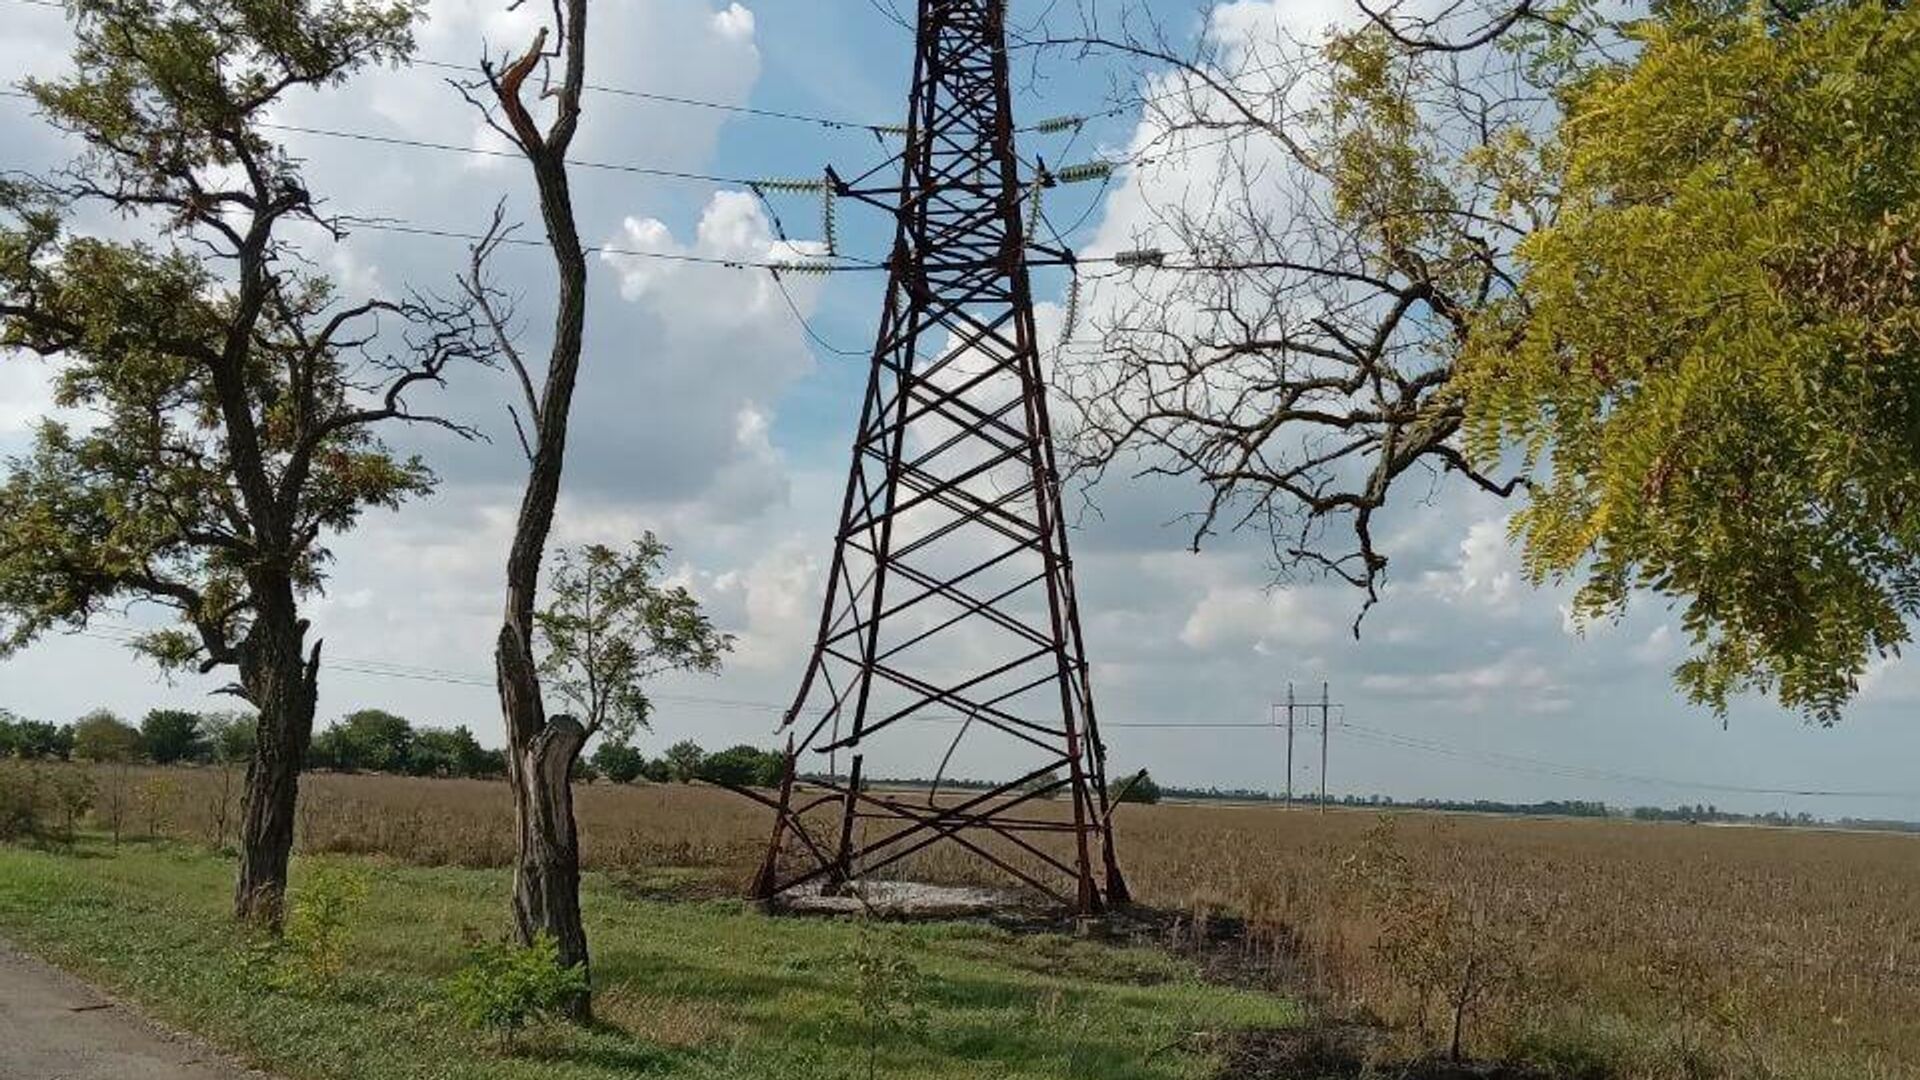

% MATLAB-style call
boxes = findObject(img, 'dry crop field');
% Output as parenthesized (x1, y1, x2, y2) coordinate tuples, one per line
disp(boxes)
(58, 763, 1920, 1078)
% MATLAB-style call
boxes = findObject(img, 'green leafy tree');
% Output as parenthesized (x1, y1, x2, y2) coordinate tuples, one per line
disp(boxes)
(202, 711, 259, 765)
(510, 534, 729, 1010)
(0, 710, 18, 758)
(535, 538, 733, 744)
(12, 719, 72, 761)
(314, 710, 414, 774)
(70, 709, 141, 763)
(407, 725, 489, 778)
(141, 709, 206, 765)
(1462, 0, 1920, 721)
(1117, 770, 1161, 805)
(694, 744, 782, 789)
(662, 740, 706, 784)
(588, 741, 647, 785)
(0, 0, 487, 925)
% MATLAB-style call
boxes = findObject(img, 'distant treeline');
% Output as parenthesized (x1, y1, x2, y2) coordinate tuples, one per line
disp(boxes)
(6, 706, 1913, 832)
(1, 706, 256, 766)
(0, 705, 787, 788)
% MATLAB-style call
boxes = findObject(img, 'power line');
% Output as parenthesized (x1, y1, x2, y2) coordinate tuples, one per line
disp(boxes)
(253, 120, 776, 188)
(339, 219, 885, 272)
(2, 0, 1098, 138)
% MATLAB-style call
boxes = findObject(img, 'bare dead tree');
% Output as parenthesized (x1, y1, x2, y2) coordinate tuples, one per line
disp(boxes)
(1018, 3, 1609, 621)
(454, 0, 594, 1020)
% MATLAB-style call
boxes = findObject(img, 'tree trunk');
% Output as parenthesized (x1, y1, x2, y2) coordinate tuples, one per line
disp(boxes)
(233, 591, 319, 927)
(486, 0, 593, 1021)
(508, 701, 589, 1011)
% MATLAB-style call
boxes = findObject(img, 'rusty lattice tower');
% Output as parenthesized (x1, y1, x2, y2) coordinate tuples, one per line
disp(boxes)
(741, 0, 1126, 914)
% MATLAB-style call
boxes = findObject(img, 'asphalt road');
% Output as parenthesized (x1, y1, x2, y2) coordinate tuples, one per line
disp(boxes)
(0, 941, 265, 1080)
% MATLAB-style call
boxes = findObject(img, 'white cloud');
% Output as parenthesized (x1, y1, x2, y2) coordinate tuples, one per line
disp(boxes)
(1631, 624, 1679, 666)
(0, 364, 56, 438)
(1360, 650, 1568, 714)
(712, 3, 756, 43)
(1179, 584, 1338, 653)
(1420, 515, 1524, 613)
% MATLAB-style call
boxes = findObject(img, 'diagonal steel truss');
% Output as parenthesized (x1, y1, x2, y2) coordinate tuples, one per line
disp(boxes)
(735, 0, 1127, 914)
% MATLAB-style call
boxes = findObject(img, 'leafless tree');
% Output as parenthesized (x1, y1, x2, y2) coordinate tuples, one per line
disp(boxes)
(1020, 2, 1609, 620)
(454, 0, 595, 1020)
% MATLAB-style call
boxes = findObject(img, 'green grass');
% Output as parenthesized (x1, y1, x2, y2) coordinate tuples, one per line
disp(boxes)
(0, 841, 1297, 1079)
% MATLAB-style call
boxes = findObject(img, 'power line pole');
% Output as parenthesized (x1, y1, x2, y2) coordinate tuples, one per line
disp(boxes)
(1320, 681, 1330, 813)
(1282, 680, 1297, 807)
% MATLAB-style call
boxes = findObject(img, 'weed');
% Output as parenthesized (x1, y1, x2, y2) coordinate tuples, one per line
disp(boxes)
(444, 932, 590, 1051)
(255, 863, 370, 993)
(843, 923, 928, 1080)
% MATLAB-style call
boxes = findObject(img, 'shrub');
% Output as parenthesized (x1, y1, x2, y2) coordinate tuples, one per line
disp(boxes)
(268, 864, 371, 992)
(445, 933, 588, 1050)
(48, 768, 94, 836)
(843, 925, 927, 1080)
(0, 762, 45, 841)
(136, 775, 178, 838)
(0, 763, 90, 843)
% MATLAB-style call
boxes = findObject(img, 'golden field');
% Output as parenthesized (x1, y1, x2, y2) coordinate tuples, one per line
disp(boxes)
(46, 763, 1920, 1079)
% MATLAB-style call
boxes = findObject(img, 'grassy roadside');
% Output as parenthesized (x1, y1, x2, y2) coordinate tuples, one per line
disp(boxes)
(0, 840, 1297, 1080)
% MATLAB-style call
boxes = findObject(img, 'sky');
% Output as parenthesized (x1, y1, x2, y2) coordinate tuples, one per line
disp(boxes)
(2, 0, 1917, 821)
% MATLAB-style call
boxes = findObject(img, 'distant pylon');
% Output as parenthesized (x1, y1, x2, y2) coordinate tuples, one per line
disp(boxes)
(738, 0, 1126, 914)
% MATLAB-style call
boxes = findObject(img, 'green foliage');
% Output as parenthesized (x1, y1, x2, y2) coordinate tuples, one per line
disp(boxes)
(1462, 0, 1920, 722)
(0, 763, 93, 843)
(0, 763, 49, 842)
(0, 0, 469, 701)
(200, 710, 257, 764)
(534, 537, 733, 744)
(661, 740, 706, 784)
(307, 716, 502, 778)
(693, 744, 783, 788)
(68, 709, 141, 763)
(444, 932, 588, 1050)
(312, 709, 413, 773)
(588, 740, 648, 785)
(261, 864, 370, 993)
(17, 719, 73, 761)
(842, 925, 929, 1080)
(139, 709, 204, 764)
(0, 843, 1299, 1080)
(407, 724, 491, 778)
(1117, 770, 1161, 805)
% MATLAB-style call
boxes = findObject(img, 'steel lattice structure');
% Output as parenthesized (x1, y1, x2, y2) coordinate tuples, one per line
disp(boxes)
(735, 0, 1127, 914)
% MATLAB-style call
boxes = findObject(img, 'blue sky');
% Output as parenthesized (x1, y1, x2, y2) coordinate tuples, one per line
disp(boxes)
(2, 0, 1917, 822)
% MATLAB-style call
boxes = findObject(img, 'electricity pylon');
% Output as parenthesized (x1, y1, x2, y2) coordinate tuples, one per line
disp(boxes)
(739, 0, 1127, 914)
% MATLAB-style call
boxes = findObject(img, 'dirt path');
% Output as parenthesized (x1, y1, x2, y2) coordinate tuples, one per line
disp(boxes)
(0, 941, 267, 1080)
